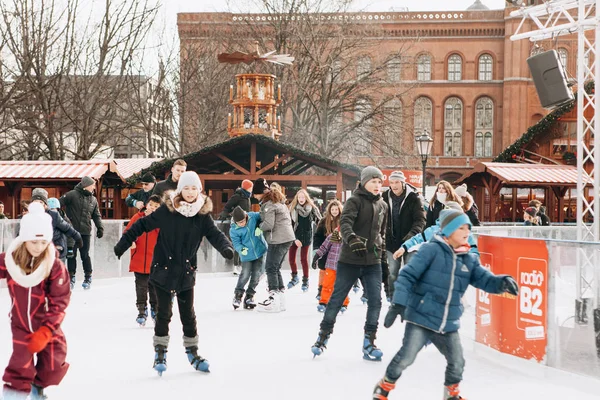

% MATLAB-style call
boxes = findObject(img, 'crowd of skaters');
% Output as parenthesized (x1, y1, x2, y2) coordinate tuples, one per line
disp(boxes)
(0, 161, 531, 400)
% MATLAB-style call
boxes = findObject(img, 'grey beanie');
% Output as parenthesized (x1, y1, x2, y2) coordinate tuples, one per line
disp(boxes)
(31, 188, 49, 204)
(389, 170, 406, 182)
(81, 176, 95, 187)
(232, 206, 247, 223)
(360, 166, 384, 187)
(444, 201, 463, 212)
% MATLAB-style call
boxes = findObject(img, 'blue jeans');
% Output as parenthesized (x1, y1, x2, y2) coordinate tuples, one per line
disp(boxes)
(387, 250, 415, 300)
(265, 242, 293, 291)
(385, 323, 465, 386)
(320, 262, 382, 333)
(234, 255, 265, 296)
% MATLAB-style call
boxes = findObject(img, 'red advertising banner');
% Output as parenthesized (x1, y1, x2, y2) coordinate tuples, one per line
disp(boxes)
(381, 169, 422, 188)
(475, 236, 548, 362)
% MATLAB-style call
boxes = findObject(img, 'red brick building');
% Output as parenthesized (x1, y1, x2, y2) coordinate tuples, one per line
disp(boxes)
(177, 1, 576, 184)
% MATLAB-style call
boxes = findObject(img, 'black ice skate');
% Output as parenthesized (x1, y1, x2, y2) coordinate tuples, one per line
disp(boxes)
(233, 292, 243, 310)
(244, 294, 256, 309)
(153, 344, 167, 376)
(186, 346, 210, 372)
(311, 329, 331, 358)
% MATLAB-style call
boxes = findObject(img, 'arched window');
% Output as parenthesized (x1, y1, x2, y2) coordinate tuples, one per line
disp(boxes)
(414, 97, 433, 139)
(478, 54, 493, 81)
(384, 98, 402, 150)
(354, 98, 372, 153)
(444, 97, 462, 156)
(474, 97, 494, 157)
(387, 56, 402, 82)
(558, 48, 568, 70)
(448, 54, 462, 81)
(417, 54, 431, 81)
(357, 56, 372, 78)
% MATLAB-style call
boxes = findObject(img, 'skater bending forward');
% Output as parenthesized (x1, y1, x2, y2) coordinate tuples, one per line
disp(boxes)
(114, 171, 234, 375)
(0, 202, 71, 400)
(372, 208, 519, 400)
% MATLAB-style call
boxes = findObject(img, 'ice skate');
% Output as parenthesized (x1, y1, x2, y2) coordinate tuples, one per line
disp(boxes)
(232, 292, 243, 310)
(287, 273, 300, 289)
(153, 344, 168, 376)
(29, 384, 48, 400)
(243, 294, 256, 309)
(69, 275, 75, 290)
(311, 329, 331, 357)
(82, 275, 92, 290)
(316, 303, 326, 313)
(136, 312, 147, 327)
(256, 291, 281, 313)
(1, 387, 28, 400)
(186, 345, 210, 373)
(363, 331, 383, 361)
(372, 378, 395, 400)
(301, 276, 309, 292)
(444, 383, 466, 400)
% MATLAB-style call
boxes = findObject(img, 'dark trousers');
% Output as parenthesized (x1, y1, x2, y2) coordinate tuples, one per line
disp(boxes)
(154, 286, 197, 338)
(67, 234, 92, 278)
(265, 242, 293, 291)
(385, 323, 465, 386)
(134, 272, 157, 313)
(320, 262, 382, 333)
(234, 255, 265, 296)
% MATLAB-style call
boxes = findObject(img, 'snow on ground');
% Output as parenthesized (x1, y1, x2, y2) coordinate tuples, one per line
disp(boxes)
(1, 270, 600, 400)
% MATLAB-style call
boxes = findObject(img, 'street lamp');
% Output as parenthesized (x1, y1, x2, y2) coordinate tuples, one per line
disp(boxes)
(415, 130, 434, 195)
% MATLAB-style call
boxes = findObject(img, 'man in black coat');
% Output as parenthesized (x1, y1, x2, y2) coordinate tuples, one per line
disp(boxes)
(152, 159, 187, 199)
(60, 176, 104, 289)
(126, 172, 156, 210)
(381, 171, 426, 300)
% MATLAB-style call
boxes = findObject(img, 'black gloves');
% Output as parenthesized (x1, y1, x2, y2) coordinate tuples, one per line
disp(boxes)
(96, 228, 104, 239)
(384, 304, 406, 328)
(502, 276, 519, 296)
(221, 247, 234, 260)
(349, 235, 367, 258)
(75, 238, 84, 249)
(114, 244, 125, 260)
(312, 256, 319, 270)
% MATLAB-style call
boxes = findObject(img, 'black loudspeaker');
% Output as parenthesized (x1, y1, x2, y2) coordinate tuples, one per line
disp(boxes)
(527, 50, 574, 109)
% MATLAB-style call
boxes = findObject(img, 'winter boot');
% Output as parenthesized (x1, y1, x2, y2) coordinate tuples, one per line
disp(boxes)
(184, 336, 210, 372)
(317, 303, 326, 312)
(372, 378, 396, 400)
(316, 285, 322, 300)
(257, 291, 281, 313)
(363, 331, 383, 361)
(301, 276, 309, 292)
(232, 292, 243, 310)
(287, 273, 300, 289)
(69, 274, 76, 290)
(2, 387, 28, 400)
(444, 383, 466, 400)
(82, 275, 92, 290)
(153, 336, 169, 376)
(279, 290, 286, 311)
(29, 384, 48, 400)
(243, 294, 256, 309)
(311, 329, 332, 357)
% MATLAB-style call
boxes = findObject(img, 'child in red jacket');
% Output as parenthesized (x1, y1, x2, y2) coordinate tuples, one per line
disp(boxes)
(0, 202, 71, 400)
(124, 194, 162, 326)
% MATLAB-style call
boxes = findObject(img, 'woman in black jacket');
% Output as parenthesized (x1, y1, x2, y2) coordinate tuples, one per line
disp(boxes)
(426, 180, 463, 228)
(114, 172, 234, 376)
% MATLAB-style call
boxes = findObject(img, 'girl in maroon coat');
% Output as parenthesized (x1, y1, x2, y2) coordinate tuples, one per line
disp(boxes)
(0, 202, 71, 400)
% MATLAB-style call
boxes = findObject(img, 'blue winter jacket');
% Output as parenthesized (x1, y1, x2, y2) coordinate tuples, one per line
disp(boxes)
(402, 221, 479, 256)
(229, 212, 268, 262)
(393, 235, 506, 333)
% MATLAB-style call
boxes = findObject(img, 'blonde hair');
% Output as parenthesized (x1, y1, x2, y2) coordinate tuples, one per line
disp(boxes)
(289, 189, 317, 211)
(263, 188, 286, 204)
(12, 242, 51, 276)
(431, 180, 463, 206)
(324, 200, 343, 235)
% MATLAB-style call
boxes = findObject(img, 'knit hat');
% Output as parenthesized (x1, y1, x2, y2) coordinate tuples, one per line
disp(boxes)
(253, 178, 269, 195)
(454, 184, 468, 198)
(241, 179, 253, 191)
(232, 206, 247, 223)
(326, 192, 336, 201)
(444, 201, 463, 212)
(389, 170, 406, 183)
(361, 166, 384, 187)
(141, 173, 156, 183)
(81, 176, 95, 188)
(524, 207, 538, 218)
(47, 197, 61, 209)
(176, 171, 202, 195)
(439, 209, 472, 237)
(31, 188, 48, 205)
(18, 202, 53, 242)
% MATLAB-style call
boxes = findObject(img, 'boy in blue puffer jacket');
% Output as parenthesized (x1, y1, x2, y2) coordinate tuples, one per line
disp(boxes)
(373, 209, 519, 400)
(229, 206, 268, 310)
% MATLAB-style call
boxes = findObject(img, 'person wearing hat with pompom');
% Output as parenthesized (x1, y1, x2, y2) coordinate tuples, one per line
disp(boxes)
(454, 183, 480, 226)
(59, 177, 104, 290)
(114, 171, 234, 375)
(126, 173, 156, 210)
(0, 202, 71, 400)
(373, 208, 519, 400)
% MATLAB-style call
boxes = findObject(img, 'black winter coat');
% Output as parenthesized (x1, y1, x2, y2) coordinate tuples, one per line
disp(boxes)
(382, 186, 426, 253)
(48, 210, 81, 259)
(312, 221, 327, 269)
(425, 199, 446, 229)
(125, 189, 152, 208)
(59, 183, 103, 235)
(152, 174, 178, 200)
(219, 188, 251, 220)
(114, 196, 233, 294)
(339, 185, 388, 266)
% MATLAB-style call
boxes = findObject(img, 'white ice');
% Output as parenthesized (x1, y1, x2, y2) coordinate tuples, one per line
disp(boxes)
(1, 270, 599, 400)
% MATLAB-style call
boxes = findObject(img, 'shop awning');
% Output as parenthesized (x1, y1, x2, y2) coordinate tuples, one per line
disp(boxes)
(0, 160, 113, 181)
(112, 158, 163, 180)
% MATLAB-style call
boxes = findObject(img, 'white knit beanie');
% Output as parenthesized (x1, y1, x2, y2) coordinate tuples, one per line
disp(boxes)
(18, 202, 53, 242)
(455, 184, 468, 198)
(176, 171, 202, 195)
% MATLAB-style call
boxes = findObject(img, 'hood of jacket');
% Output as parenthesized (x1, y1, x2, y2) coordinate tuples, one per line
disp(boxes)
(75, 182, 94, 197)
(164, 192, 213, 215)
(236, 187, 251, 198)
(354, 184, 382, 202)
(5, 237, 56, 288)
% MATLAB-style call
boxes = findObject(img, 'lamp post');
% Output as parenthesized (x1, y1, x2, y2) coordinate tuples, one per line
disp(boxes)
(415, 130, 434, 196)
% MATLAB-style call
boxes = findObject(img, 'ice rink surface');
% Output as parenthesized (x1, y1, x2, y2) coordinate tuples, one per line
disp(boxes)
(1, 270, 599, 399)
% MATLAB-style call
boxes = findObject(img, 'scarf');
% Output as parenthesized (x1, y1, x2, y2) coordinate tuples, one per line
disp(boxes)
(291, 203, 313, 224)
(170, 192, 205, 217)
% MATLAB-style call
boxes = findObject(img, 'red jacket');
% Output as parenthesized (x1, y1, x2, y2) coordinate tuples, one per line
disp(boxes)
(0, 239, 70, 334)
(125, 210, 159, 274)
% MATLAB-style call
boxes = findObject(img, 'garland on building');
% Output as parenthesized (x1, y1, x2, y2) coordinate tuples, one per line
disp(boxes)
(494, 80, 595, 163)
